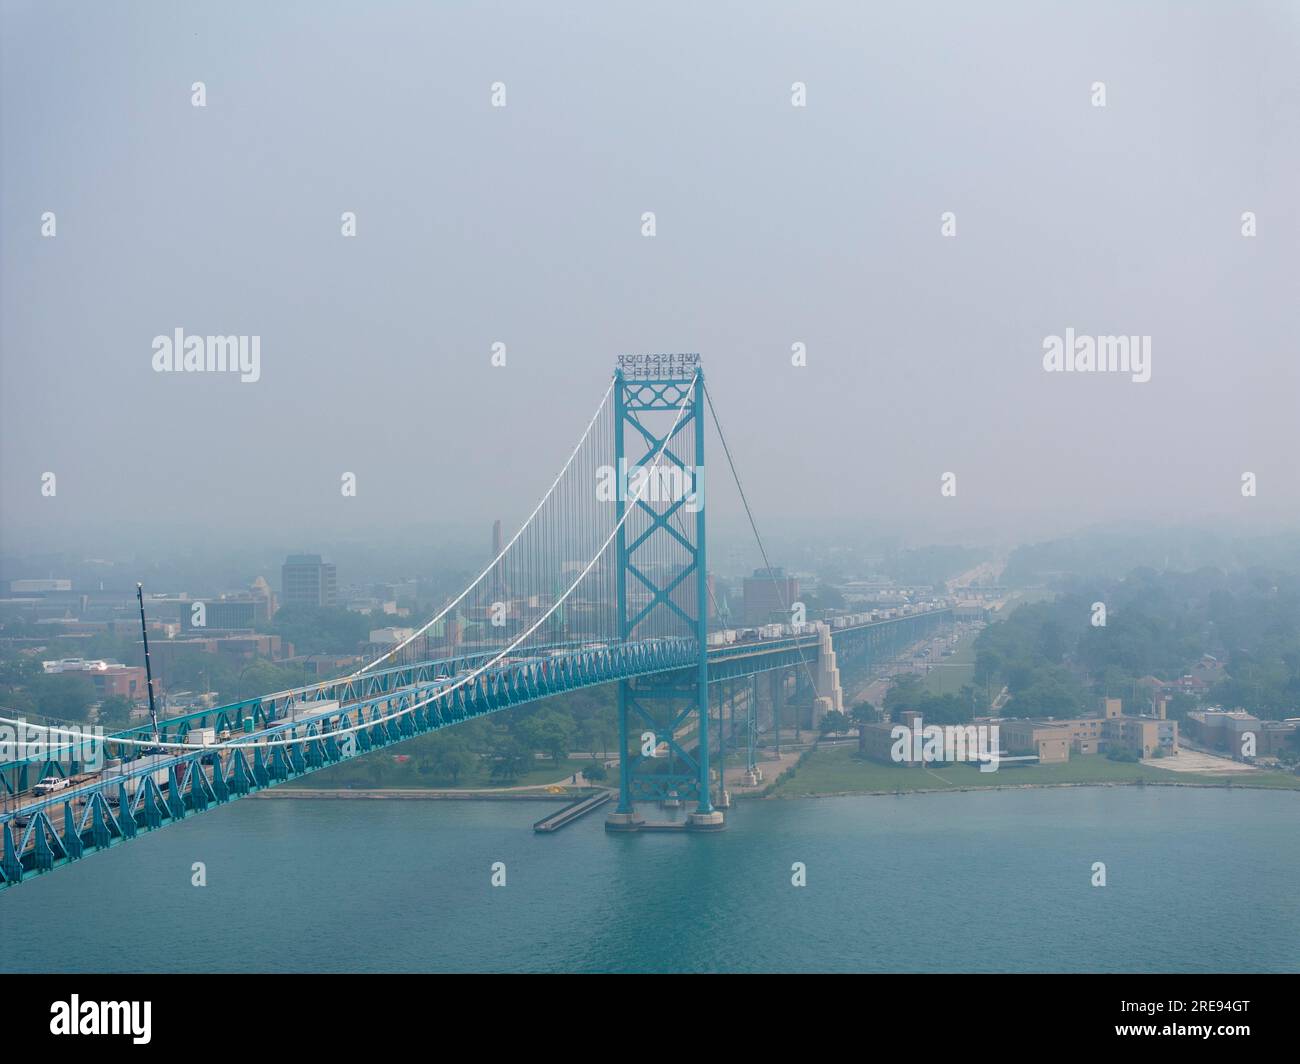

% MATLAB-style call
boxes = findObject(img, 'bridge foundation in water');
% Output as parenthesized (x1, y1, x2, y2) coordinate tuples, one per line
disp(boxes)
(605, 810, 725, 833)
(604, 811, 645, 832)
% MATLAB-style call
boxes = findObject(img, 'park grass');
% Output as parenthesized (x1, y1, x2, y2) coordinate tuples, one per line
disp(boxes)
(922, 632, 978, 696)
(769, 743, 1300, 797)
(284, 754, 605, 791)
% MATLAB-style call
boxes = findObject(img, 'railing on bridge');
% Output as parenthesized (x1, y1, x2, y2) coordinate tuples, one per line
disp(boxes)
(0, 608, 953, 890)
(0, 359, 953, 887)
(0, 636, 700, 889)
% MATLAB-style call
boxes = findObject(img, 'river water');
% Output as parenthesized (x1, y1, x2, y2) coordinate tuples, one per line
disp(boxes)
(3, 787, 1296, 973)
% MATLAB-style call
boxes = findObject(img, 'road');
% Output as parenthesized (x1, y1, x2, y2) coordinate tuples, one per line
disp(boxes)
(844, 620, 985, 709)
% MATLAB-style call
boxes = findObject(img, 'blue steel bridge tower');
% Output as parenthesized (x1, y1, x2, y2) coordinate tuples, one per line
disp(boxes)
(605, 355, 723, 831)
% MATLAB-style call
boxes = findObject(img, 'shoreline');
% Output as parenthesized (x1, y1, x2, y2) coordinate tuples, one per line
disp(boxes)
(259, 787, 596, 801)
(256, 778, 1300, 802)
(769, 778, 1300, 800)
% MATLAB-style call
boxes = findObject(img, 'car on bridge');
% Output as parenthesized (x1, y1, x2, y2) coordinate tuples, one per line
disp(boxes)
(32, 776, 71, 796)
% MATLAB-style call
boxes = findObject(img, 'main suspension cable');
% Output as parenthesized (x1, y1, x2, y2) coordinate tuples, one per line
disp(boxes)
(6, 375, 698, 757)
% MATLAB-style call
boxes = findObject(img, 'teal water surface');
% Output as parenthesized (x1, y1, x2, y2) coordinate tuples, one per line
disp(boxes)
(2, 788, 1296, 973)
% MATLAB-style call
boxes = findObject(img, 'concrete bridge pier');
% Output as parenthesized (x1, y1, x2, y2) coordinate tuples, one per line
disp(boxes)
(769, 671, 784, 755)
(811, 621, 845, 728)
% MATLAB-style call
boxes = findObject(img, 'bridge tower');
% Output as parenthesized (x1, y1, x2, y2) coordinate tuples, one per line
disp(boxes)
(605, 355, 723, 832)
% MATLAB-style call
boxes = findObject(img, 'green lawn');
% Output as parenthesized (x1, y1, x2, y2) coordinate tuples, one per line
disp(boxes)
(770, 744, 1300, 797)
(922, 632, 978, 696)
(284, 754, 606, 791)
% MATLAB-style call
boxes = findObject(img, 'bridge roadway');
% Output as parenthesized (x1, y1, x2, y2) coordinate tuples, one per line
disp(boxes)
(0, 608, 949, 891)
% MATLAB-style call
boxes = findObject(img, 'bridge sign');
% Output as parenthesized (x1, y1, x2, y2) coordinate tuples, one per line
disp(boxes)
(616, 353, 700, 380)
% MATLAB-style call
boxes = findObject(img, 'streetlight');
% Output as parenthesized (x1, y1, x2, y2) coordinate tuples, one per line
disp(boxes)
(302, 651, 326, 683)
(235, 662, 259, 703)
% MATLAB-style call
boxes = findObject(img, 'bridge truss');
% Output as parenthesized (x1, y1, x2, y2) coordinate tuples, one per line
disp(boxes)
(0, 356, 952, 889)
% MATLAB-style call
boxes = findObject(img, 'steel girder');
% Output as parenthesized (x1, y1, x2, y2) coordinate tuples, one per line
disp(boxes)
(0, 610, 951, 891)
(0, 636, 696, 892)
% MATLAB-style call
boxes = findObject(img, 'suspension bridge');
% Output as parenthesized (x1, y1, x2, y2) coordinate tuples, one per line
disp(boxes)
(0, 356, 950, 891)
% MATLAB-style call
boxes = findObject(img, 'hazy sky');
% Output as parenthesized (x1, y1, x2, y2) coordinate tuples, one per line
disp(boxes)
(2, 0, 1297, 561)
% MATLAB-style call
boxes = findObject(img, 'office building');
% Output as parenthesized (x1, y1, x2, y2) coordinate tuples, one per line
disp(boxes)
(743, 567, 799, 626)
(281, 554, 337, 609)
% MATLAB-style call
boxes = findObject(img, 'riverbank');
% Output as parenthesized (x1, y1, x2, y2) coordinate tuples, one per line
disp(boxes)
(768, 743, 1300, 798)
(256, 786, 595, 801)
(252, 766, 1300, 804)
(773, 778, 1300, 799)
(251, 743, 1300, 802)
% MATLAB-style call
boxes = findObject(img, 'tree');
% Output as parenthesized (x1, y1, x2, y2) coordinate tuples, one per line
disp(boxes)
(0, 656, 41, 687)
(428, 741, 475, 785)
(1003, 665, 1086, 718)
(0, 688, 36, 715)
(539, 715, 575, 763)
(96, 695, 135, 730)
(486, 736, 530, 784)
(260, 605, 370, 656)
(850, 702, 878, 724)
(916, 692, 973, 725)
(517, 709, 575, 763)
(820, 710, 850, 736)
(1037, 618, 1068, 663)
(577, 718, 607, 759)
(34, 673, 97, 721)
(813, 584, 846, 611)
(594, 720, 616, 758)
(584, 761, 608, 782)
(973, 649, 1003, 689)
(884, 675, 927, 719)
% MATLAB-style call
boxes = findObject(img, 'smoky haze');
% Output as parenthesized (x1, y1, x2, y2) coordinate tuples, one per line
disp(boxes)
(2, 0, 1297, 559)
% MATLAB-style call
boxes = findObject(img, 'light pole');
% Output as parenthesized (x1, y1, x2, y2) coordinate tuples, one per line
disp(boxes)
(235, 663, 259, 704)
(302, 651, 325, 684)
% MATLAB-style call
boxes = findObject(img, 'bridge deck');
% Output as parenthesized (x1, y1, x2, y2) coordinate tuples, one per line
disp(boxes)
(0, 609, 951, 891)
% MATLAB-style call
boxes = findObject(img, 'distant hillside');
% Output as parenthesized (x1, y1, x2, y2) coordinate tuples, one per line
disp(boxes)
(1002, 528, 1300, 586)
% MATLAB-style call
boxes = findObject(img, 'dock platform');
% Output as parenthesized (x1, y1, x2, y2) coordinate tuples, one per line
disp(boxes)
(533, 790, 613, 832)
